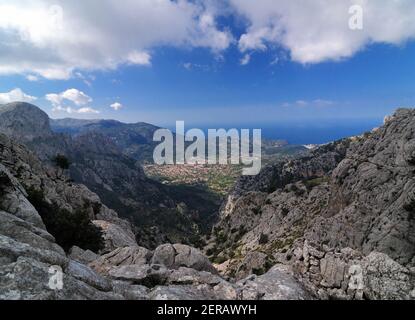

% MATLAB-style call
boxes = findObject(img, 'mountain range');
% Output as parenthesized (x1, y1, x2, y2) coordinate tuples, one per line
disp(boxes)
(0, 102, 414, 300)
(0, 102, 220, 249)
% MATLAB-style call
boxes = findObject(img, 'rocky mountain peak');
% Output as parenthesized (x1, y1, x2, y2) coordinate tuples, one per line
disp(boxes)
(0, 102, 52, 141)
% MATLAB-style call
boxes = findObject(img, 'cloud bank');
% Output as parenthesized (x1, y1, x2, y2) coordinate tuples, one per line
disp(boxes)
(230, 0, 415, 63)
(0, 0, 415, 78)
(0, 0, 232, 79)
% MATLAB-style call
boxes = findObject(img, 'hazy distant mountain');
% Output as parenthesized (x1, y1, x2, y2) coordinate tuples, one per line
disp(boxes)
(50, 118, 101, 133)
(50, 118, 161, 163)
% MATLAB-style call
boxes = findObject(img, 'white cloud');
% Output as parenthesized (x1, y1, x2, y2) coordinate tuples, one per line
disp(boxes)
(281, 99, 334, 108)
(240, 53, 251, 65)
(61, 89, 92, 106)
(127, 51, 151, 66)
(0, 88, 37, 104)
(26, 75, 39, 82)
(230, 0, 415, 64)
(46, 88, 92, 108)
(46, 88, 98, 114)
(77, 107, 100, 114)
(110, 102, 123, 111)
(0, 0, 232, 79)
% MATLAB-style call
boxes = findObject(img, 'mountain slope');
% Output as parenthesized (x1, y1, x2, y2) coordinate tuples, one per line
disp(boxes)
(211, 109, 415, 299)
(1, 132, 313, 300)
(0, 103, 220, 248)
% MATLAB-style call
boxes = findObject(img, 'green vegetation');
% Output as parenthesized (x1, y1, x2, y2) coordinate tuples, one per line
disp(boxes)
(26, 187, 104, 253)
(252, 206, 262, 215)
(303, 176, 330, 191)
(258, 233, 269, 244)
(53, 154, 71, 170)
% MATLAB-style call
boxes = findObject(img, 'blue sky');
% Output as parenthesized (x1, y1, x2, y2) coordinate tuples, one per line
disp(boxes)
(1, 1, 415, 134)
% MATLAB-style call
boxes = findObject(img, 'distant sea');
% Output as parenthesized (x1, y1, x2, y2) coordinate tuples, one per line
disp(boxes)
(171, 119, 383, 145)
(257, 120, 383, 145)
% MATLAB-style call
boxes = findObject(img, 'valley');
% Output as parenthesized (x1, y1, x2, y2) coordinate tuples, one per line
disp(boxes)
(0, 102, 414, 300)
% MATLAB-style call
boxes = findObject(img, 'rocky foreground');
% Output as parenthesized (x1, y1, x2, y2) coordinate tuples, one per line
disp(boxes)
(0, 132, 310, 300)
(1, 107, 415, 300)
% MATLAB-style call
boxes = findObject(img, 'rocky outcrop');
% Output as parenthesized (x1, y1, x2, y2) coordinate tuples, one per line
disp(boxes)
(0, 102, 52, 142)
(213, 109, 415, 299)
(151, 244, 217, 274)
(290, 241, 415, 300)
(68, 246, 98, 265)
(89, 246, 152, 275)
(92, 220, 137, 253)
(237, 264, 313, 300)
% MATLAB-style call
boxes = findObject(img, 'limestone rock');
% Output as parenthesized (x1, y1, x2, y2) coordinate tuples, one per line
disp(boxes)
(151, 243, 217, 274)
(149, 285, 214, 300)
(66, 260, 112, 292)
(151, 244, 176, 268)
(112, 281, 149, 300)
(167, 267, 223, 286)
(92, 220, 137, 253)
(363, 252, 414, 300)
(108, 264, 170, 287)
(237, 265, 313, 300)
(0, 256, 122, 300)
(69, 246, 98, 265)
(89, 246, 152, 275)
(215, 108, 415, 300)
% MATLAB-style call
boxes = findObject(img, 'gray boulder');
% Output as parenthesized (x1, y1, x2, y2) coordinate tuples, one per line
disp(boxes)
(89, 246, 152, 275)
(167, 267, 223, 286)
(92, 220, 137, 253)
(69, 246, 98, 265)
(237, 264, 313, 300)
(112, 281, 149, 300)
(151, 243, 217, 274)
(149, 285, 214, 300)
(108, 264, 170, 287)
(66, 260, 112, 292)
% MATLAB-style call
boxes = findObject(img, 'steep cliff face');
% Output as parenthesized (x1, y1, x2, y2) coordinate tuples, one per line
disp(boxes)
(212, 109, 415, 299)
(0, 132, 134, 299)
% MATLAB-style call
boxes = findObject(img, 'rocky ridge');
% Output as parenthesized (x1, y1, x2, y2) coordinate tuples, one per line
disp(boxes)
(212, 108, 415, 299)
